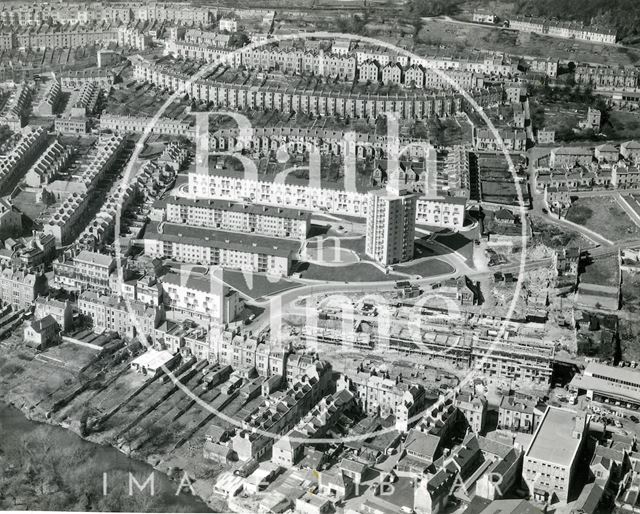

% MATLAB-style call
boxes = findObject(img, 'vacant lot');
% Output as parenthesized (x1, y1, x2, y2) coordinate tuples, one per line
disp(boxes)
(622, 271, 640, 313)
(581, 253, 620, 287)
(566, 197, 640, 241)
(530, 215, 593, 250)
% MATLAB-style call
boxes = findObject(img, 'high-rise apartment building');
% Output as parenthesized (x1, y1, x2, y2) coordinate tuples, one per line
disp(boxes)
(365, 169, 417, 266)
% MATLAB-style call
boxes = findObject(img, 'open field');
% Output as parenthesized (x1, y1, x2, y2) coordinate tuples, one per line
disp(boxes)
(304, 238, 360, 264)
(566, 197, 640, 241)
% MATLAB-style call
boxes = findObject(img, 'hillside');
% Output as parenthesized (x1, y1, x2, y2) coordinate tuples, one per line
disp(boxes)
(512, 0, 640, 44)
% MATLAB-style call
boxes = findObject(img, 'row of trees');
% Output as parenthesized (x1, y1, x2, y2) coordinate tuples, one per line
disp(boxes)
(403, 0, 462, 18)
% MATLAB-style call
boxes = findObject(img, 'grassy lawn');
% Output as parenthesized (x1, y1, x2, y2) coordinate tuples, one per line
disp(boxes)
(335, 236, 366, 254)
(566, 197, 640, 241)
(394, 258, 455, 278)
(304, 245, 359, 264)
(222, 270, 302, 299)
(433, 232, 475, 262)
(299, 262, 404, 282)
(581, 253, 620, 287)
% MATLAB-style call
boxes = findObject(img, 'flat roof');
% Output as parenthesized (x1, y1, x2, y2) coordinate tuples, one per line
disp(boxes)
(131, 349, 175, 371)
(75, 250, 115, 267)
(585, 362, 640, 386)
(571, 375, 640, 405)
(146, 221, 300, 258)
(525, 406, 584, 467)
(167, 196, 311, 221)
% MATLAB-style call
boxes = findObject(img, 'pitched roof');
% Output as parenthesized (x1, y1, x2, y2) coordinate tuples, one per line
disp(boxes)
(404, 429, 441, 462)
(31, 315, 57, 333)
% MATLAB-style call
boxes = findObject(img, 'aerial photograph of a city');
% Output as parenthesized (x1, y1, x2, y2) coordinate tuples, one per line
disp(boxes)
(1, 0, 640, 513)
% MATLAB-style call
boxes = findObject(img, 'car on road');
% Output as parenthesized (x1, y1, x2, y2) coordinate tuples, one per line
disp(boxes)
(630, 415, 639, 423)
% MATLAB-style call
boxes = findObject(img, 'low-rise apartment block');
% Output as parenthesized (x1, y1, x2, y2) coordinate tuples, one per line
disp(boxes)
(143, 222, 298, 276)
(188, 168, 466, 229)
(162, 197, 310, 240)
(159, 270, 243, 325)
(55, 115, 89, 135)
(471, 335, 555, 384)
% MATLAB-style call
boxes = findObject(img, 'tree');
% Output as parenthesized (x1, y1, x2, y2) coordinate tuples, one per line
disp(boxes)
(406, 0, 461, 17)
(229, 32, 250, 48)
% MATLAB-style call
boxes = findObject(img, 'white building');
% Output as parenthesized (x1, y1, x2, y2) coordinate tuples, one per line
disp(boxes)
(187, 169, 465, 230)
(143, 222, 298, 276)
(219, 16, 237, 32)
(163, 197, 310, 241)
(523, 406, 587, 503)
(160, 270, 243, 324)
